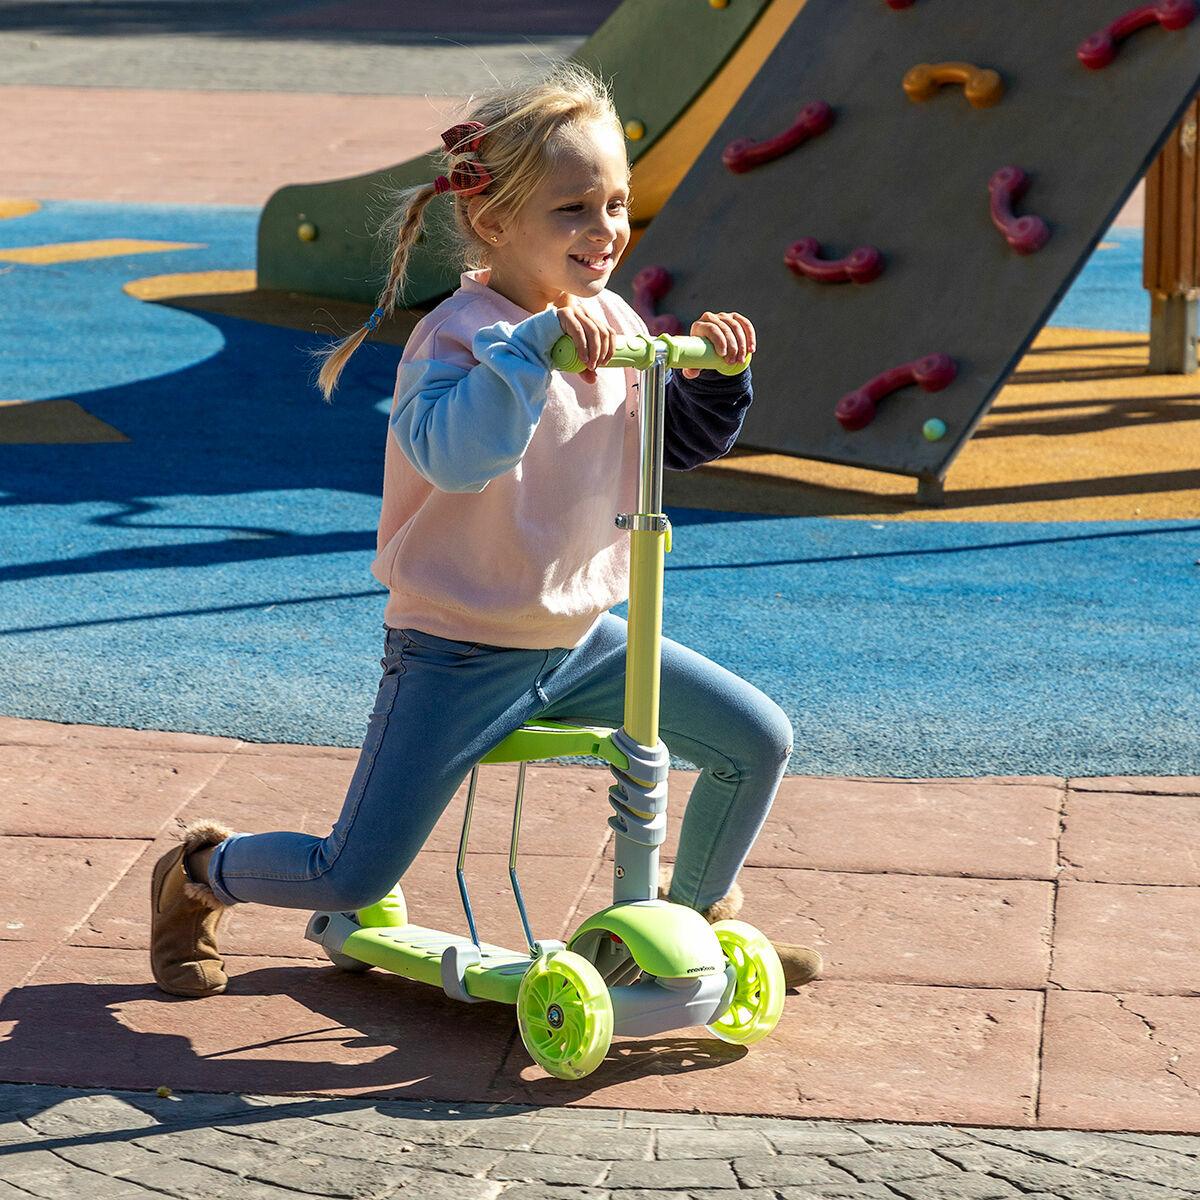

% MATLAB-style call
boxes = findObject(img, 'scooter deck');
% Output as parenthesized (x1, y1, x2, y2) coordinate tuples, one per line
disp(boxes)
(341, 924, 533, 1005)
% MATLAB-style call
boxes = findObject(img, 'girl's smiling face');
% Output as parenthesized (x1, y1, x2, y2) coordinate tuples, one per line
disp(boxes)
(473, 120, 631, 314)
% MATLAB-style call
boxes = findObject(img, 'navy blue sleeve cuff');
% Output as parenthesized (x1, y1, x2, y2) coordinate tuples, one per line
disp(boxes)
(662, 366, 753, 472)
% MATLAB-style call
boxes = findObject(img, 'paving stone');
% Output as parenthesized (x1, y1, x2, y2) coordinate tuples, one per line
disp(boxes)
(848, 1122, 978, 1149)
(967, 1128, 1123, 1168)
(310, 1107, 476, 1145)
(1039, 992, 1200, 1132)
(1060, 790, 1200, 885)
(359, 1142, 505, 1178)
(888, 1172, 1025, 1199)
(233, 1110, 523, 1162)
(24, 1092, 157, 1138)
(776, 1186, 903, 1200)
(0, 1119, 33, 1148)
(1061, 1143, 1200, 1191)
(684, 1192, 779, 1200)
(1101, 1132, 1200, 1156)
(0, 1172, 163, 1199)
(487, 1149, 607, 1186)
(0, 743, 228, 838)
(54, 1139, 303, 1198)
(525, 1106, 624, 1125)
(621, 1111, 717, 1128)
(529, 1125, 652, 1159)
(118, 1089, 296, 1125)
(0, 835, 147, 944)
(655, 1128, 772, 1158)
(606, 1157, 739, 1189)
(454, 1124, 543, 1152)
(1051, 883, 1200, 994)
(213, 1121, 436, 1167)
(1071, 778, 1200, 796)
(130, 1125, 404, 1196)
(831, 1146, 958, 1182)
(763, 1127, 874, 1156)
(0, 1147, 83, 1191)
(0, 1085, 79, 1119)
(746, 777, 1062, 879)
(496, 1187, 605, 1200)
(732, 1154, 861, 1188)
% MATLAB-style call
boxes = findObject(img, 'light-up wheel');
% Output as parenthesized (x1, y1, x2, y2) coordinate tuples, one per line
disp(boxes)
(706, 920, 785, 1045)
(517, 951, 613, 1079)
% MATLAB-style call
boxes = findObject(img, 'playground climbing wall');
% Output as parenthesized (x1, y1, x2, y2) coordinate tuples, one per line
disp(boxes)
(618, 0, 1200, 493)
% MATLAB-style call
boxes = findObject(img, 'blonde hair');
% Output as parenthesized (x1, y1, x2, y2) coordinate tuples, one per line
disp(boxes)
(315, 61, 624, 401)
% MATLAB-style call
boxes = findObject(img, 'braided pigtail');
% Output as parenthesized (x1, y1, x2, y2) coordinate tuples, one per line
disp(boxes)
(314, 180, 441, 403)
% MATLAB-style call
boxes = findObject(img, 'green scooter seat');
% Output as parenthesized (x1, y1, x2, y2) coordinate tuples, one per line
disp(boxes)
(480, 720, 630, 770)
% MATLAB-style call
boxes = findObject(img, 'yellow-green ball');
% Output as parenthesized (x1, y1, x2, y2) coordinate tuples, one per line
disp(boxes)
(298, 221, 318, 242)
(156, 1086, 172, 1098)
(923, 418, 947, 442)
(624, 119, 646, 141)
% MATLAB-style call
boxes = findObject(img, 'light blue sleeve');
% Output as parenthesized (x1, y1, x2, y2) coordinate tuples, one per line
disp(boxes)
(389, 308, 564, 493)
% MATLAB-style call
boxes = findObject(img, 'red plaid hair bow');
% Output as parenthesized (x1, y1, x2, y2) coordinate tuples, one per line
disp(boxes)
(433, 121, 492, 196)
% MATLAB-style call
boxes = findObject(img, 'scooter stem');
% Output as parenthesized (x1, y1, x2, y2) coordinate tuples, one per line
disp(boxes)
(622, 346, 669, 748)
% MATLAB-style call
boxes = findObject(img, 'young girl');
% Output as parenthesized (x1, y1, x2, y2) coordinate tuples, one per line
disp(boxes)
(149, 63, 821, 999)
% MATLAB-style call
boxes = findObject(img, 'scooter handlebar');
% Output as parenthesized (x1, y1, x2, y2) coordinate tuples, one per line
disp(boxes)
(551, 333, 751, 377)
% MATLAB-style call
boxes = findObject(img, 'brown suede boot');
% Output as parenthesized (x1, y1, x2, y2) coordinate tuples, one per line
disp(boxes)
(150, 819, 234, 998)
(659, 866, 823, 990)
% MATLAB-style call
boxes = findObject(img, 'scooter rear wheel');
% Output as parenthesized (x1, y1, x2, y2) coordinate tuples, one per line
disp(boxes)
(706, 920, 786, 1045)
(517, 950, 613, 1080)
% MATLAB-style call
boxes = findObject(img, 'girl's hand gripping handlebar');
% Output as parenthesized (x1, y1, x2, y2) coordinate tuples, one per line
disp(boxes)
(551, 333, 752, 377)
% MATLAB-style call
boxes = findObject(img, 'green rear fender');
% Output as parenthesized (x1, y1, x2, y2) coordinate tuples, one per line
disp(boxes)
(569, 900, 725, 980)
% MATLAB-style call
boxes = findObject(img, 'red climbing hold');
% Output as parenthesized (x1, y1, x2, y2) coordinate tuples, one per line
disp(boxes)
(631, 266, 684, 336)
(1077, 1, 1198, 69)
(785, 238, 885, 284)
(836, 355, 957, 432)
(989, 167, 1051, 255)
(722, 101, 835, 174)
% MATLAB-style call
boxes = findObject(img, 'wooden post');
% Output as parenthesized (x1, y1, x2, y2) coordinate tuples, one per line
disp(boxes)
(1144, 96, 1199, 374)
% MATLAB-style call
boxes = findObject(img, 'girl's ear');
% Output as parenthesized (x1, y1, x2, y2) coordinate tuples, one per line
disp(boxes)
(468, 197, 506, 247)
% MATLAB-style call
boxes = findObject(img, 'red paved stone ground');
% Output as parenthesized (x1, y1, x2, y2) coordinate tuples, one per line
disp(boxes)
(3, 715, 1199, 1129)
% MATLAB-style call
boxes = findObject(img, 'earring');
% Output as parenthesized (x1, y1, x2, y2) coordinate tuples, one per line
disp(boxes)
(490, 235, 498, 243)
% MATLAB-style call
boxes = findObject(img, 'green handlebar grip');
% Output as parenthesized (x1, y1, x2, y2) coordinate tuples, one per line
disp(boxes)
(550, 333, 751, 376)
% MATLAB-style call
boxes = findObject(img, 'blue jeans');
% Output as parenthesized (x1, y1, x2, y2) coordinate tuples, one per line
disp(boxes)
(207, 614, 793, 913)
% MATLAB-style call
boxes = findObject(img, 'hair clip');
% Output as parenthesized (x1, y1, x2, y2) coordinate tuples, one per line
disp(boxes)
(445, 159, 493, 197)
(441, 121, 486, 154)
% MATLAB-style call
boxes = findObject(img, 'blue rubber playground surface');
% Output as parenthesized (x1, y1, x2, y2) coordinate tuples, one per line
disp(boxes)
(2, 203, 1197, 776)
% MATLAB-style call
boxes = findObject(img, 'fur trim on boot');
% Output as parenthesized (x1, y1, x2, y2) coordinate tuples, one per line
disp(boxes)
(150, 819, 234, 998)
(658, 863, 822, 990)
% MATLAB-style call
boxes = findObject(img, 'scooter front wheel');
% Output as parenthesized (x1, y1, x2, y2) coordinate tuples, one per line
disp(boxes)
(517, 950, 613, 1080)
(705, 920, 786, 1046)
